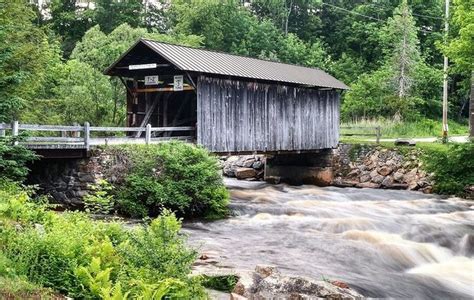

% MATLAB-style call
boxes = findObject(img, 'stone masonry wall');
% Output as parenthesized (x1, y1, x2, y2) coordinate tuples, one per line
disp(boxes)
(27, 149, 129, 208)
(221, 144, 433, 192)
(28, 144, 434, 208)
(332, 144, 433, 193)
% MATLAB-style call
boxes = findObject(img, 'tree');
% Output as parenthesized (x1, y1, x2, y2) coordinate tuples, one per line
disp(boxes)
(94, 0, 145, 34)
(343, 1, 443, 121)
(381, 0, 421, 102)
(54, 60, 114, 125)
(46, 0, 95, 57)
(443, 0, 473, 132)
(444, 0, 473, 73)
(0, 1, 57, 122)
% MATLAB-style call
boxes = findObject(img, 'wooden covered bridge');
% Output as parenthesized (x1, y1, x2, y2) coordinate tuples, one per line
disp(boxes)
(2, 39, 348, 160)
(105, 38, 348, 153)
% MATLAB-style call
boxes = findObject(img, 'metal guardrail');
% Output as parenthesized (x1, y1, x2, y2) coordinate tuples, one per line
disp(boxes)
(0, 121, 195, 150)
(340, 126, 382, 144)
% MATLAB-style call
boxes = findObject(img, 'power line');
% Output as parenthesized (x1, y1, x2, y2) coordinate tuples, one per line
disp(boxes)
(320, 2, 436, 34)
(364, 2, 444, 20)
(321, 2, 382, 22)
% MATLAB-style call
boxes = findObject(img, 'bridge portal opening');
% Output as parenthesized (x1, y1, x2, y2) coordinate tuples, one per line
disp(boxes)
(126, 76, 196, 139)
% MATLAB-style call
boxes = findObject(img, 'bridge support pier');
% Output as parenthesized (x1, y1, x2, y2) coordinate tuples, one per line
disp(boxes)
(264, 150, 334, 186)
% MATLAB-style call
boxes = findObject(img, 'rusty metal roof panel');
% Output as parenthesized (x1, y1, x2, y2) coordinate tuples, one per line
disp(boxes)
(140, 39, 349, 90)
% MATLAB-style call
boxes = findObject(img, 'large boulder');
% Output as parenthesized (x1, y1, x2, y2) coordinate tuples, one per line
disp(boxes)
(235, 168, 257, 179)
(233, 265, 363, 299)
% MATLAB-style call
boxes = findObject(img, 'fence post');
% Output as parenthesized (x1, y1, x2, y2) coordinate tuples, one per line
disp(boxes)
(145, 124, 151, 145)
(84, 122, 90, 150)
(12, 120, 19, 137)
(0, 123, 5, 137)
(72, 122, 80, 138)
(375, 126, 381, 144)
(12, 121, 19, 145)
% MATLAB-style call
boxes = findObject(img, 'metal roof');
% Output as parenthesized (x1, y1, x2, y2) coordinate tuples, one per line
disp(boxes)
(109, 39, 349, 90)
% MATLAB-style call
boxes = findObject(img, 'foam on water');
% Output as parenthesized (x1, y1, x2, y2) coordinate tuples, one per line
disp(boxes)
(183, 179, 474, 299)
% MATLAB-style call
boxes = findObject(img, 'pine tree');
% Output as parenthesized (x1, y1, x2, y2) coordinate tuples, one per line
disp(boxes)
(382, 0, 421, 102)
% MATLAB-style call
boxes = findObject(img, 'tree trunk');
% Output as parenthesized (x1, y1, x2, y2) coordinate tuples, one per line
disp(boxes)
(470, 71, 474, 138)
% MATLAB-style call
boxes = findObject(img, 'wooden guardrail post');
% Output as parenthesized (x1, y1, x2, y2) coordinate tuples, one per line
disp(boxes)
(145, 124, 151, 145)
(84, 122, 90, 150)
(0, 123, 5, 137)
(12, 121, 19, 137)
(12, 121, 19, 145)
(375, 126, 381, 144)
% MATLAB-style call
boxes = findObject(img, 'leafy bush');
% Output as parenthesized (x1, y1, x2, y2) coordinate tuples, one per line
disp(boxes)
(201, 274, 239, 292)
(0, 136, 38, 181)
(0, 181, 206, 298)
(115, 142, 229, 219)
(423, 142, 474, 195)
(84, 179, 115, 214)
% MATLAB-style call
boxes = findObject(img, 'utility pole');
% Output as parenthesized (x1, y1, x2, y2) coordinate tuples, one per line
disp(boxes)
(442, 0, 449, 143)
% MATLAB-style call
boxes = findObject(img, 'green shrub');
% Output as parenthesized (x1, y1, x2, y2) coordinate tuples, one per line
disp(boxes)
(201, 274, 239, 292)
(0, 181, 206, 299)
(423, 142, 474, 195)
(0, 136, 38, 181)
(115, 142, 229, 219)
(84, 179, 115, 214)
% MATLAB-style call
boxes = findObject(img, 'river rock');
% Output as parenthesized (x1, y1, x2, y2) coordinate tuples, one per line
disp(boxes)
(393, 171, 404, 182)
(359, 173, 371, 183)
(235, 168, 257, 179)
(356, 182, 380, 189)
(371, 174, 385, 184)
(233, 265, 363, 299)
(381, 176, 394, 187)
(252, 160, 264, 170)
(378, 165, 393, 176)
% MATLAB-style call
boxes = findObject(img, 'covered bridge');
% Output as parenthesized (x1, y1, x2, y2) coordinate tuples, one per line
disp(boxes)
(105, 39, 348, 153)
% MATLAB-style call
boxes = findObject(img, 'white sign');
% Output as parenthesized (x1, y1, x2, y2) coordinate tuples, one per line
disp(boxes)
(145, 75, 159, 85)
(128, 63, 157, 70)
(174, 75, 184, 91)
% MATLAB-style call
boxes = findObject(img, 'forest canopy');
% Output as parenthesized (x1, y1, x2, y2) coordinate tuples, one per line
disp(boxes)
(0, 0, 471, 127)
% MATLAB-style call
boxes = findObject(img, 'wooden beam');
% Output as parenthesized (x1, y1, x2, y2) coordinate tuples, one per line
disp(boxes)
(133, 86, 195, 93)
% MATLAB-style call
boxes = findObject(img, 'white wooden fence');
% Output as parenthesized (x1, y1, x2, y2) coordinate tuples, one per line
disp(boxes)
(340, 126, 382, 144)
(0, 121, 195, 150)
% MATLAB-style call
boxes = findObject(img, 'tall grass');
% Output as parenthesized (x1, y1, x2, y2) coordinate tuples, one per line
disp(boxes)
(341, 117, 468, 138)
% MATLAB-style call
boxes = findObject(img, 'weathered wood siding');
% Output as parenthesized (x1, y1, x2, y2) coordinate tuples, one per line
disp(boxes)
(197, 76, 340, 152)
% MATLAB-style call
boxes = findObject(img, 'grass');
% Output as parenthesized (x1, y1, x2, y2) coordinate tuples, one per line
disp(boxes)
(341, 118, 468, 139)
(0, 276, 63, 299)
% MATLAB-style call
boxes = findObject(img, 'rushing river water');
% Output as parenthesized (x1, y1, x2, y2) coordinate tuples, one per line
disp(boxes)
(183, 179, 474, 299)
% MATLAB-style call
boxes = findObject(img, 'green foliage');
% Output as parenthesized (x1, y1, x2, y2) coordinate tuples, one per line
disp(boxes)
(0, 182, 206, 298)
(170, 0, 330, 70)
(54, 59, 114, 125)
(0, 136, 38, 182)
(201, 274, 239, 292)
(0, 1, 59, 122)
(115, 142, 229, 219)
(423, 142, 474, 195)
(84, 179, 115, 214)
(443, 0, 474, 73)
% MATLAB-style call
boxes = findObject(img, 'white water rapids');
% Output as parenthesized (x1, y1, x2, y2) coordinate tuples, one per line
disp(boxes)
(183, 178, 474, 299)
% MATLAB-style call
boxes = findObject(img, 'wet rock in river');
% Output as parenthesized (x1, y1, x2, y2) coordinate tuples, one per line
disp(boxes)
(233, 265, 363, 299)
(235, 168, 257, 179)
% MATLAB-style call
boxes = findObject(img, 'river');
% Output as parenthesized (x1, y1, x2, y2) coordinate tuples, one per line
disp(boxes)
(183, 178, 474, 299)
